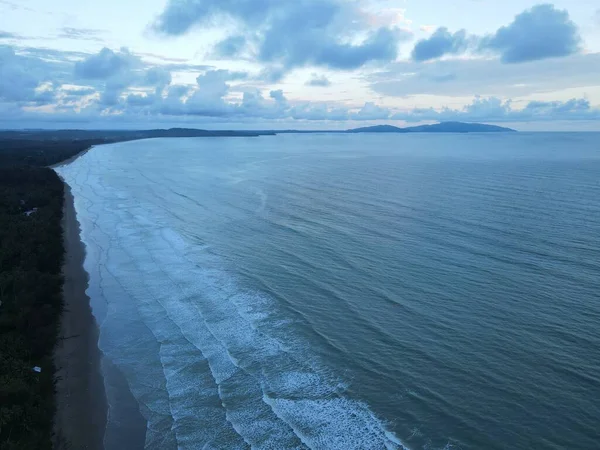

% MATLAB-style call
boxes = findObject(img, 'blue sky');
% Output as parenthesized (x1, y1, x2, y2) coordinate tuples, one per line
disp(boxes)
(1, 0, 599, 130)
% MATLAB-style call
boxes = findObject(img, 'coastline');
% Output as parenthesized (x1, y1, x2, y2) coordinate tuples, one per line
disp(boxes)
(49, 145, 94, 170)
(53, 150, 148, 450)
(53, 182, 107, 449)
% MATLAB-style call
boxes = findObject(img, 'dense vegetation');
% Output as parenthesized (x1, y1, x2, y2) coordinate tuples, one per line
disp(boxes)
(0, 137, 92, 449)
(0, 139, 106, 168)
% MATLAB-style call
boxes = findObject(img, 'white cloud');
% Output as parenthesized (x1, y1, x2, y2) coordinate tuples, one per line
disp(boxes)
(0, 40, 599, 129)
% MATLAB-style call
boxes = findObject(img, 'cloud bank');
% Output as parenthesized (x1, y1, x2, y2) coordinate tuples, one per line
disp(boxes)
(410, 4, 581, 63)
(0, 2, 598, 129)
(153, 0, 410, 71)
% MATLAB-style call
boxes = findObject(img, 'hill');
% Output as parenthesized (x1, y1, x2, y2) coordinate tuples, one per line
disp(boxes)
(348, 122, 516, 133)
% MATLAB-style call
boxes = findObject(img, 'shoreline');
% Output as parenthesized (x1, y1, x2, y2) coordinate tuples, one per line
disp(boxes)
(54, 162, 148, 450)
(53, 182, 107, 449)
(49, 145, 95, 170)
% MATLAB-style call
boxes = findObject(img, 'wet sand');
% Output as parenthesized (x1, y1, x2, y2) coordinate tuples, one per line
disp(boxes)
(53, 184, 107, 449)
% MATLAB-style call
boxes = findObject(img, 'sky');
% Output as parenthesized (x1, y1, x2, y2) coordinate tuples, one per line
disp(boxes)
(1, 0, 599, 130)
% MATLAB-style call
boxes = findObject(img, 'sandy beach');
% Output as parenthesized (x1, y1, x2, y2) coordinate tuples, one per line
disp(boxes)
(53, 148, 148, 450)
(53, 183, 107, 449)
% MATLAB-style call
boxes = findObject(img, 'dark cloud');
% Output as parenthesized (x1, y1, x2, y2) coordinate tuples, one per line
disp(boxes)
(74, 48, 142, 106)
(255, 2, 406, 70)
(75, 47, 138, 79)
(145, 67, 172, 86)
(306, 75, 331, 87)
(73, 48, 177, 106)
(524, 98, 591, 115)
(0, 45, 71, 104)
(480, 4, 580, 63)
(259, 66, 286, 83)
(291, 27, 403, 70)
(126, 93, 157, 107)
(213, 35, 246, 58)
(411, 28, 468, 62)
(269, 89, 287, 105)
(0, 46, 41, 101)
(153, 0, 280, 35)
(409, 4, 581, 64)
(153, 0, 407, 71)
(145, 67, 172, 95)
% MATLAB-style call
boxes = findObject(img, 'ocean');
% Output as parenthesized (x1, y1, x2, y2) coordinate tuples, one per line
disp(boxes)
(57, 133, 600, 450)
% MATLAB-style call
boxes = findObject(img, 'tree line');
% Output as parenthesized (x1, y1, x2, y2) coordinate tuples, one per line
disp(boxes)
(0, 138, 94, 449)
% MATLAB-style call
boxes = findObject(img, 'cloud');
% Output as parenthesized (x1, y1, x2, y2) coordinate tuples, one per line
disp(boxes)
(213, 35, 247, 58)
(4, 87, 600, 127)
(369, 52, 600, 97)
(257, 6, 407, 70)
(269, 89, 287, 105)
(411, 27, 468, 61)
(408, 4, 581, 64)
(62, 86, 96, 95)
(145, 67, 172, 95)
(480, 4, 580, 63)
(306, 74, 332, 87)
(0, 45, 71, 104)
(0, 46, 41, 102)
(58, 27, 105, 42)
(126, 93, 157, 107)
(75, 47, 139, 79)
(259, 66, 287, 83)
(73, 47, 177, 107)
(0, 31, 19, 39)
(1, 43, 598, 128)
(289, 103, 349, 121)
(74, 48, 142, 107)
(351, 102, 390, 120)
(178, 69, 247, 116)
(153, 0, 408, 71)
(390, 96, 600, 123)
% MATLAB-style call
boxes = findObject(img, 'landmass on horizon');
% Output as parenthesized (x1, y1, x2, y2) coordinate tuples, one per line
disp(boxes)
(347, 122, 516, 133)
(0, 122, 516, 141)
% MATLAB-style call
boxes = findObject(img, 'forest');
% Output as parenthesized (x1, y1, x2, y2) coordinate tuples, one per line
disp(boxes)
(0, 138, 93, 449)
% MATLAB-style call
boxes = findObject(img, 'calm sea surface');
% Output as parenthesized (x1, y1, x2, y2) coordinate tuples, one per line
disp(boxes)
(57, 133, 600, 450)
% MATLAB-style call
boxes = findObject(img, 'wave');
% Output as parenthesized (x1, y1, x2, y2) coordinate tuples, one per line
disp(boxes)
(59, 155, 408, 449)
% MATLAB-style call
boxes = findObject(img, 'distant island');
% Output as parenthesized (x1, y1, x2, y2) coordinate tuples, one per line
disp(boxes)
(347, 122, 516, 133)
(0, 123, 516, 146)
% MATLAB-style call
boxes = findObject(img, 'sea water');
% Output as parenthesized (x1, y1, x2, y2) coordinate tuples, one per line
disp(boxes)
(57, 133, 600, 449)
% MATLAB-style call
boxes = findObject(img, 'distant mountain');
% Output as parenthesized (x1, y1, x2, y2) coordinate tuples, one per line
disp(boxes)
(347, 125, 407, 133)
(347, 122, 516, 133)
